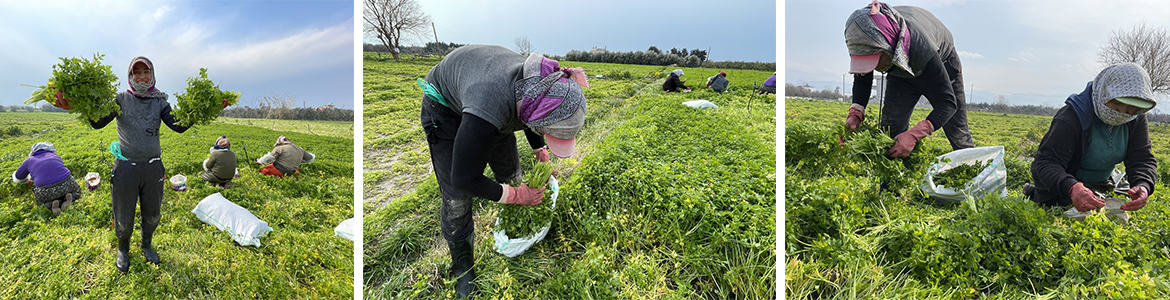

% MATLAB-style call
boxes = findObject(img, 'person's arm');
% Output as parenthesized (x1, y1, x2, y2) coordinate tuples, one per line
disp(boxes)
(523, 128, 546, 150)
(12, 159, 31, 183)
(450, 114, 508, 201)
(301, 148, 316, 164)
(912, 55, 958, 132)
(203, 156, 213, 171)
(852, 72, 874, 107)
(89, 111, 117, 129)
(1031, 113, 1080, 200)
(1124, 115, 1157, 193)
(159, 104, 191, 133)
(257, 148, 278, 165)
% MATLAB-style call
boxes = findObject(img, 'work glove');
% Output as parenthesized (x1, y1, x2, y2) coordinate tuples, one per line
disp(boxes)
(222, 99, 231, 109)
(533, 147, 551, 163)
(1121, 185, 1149, 211)
(888, 120, 934, 158)
(1070, 182, 1105, 212)
(53, 90, 71, 110)
(845, 103, 865, 130)
(499, 183, 545, 206)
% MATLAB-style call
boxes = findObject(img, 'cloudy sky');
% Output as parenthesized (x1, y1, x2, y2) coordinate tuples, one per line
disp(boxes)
(0, 0, 354, 108)
(785, 0, 1170, 107)
(366, 0, 777, 63)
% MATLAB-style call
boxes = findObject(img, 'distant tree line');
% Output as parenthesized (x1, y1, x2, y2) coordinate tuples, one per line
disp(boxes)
(219, 106, 353, 121)
(364, 42, 466, 56)
(784, 83, 845, 100)
(553, 46, 775, 71)
(0, 105, 37, 112)
(966, 102, 1059, 117)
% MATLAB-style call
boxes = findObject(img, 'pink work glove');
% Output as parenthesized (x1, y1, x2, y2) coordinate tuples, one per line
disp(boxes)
(845, 103, 865, 131)
(533, 147, 551, 163)
(888, 120, 934, 158)
(499, 183, 545, 206)
(1069, 182, 1106, 212)
(222, 99, 231, 109)
(53, 90, 71, 110)
(1121, 185, 1149, 211)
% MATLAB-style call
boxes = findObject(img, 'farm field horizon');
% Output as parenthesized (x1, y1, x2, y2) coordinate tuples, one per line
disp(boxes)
(0, 113, 355, 299)
(786, 98, 1170, 299)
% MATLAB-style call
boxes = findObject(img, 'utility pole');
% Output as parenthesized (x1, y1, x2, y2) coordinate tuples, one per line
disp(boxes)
(432, 22, 440, 54)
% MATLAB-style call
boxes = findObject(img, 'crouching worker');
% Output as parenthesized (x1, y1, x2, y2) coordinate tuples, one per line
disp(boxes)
(256, 136, 315, 177)
(12, 142, 81, 216)
(201, 136, 237, 188)
(1027, 63, 1157, 213)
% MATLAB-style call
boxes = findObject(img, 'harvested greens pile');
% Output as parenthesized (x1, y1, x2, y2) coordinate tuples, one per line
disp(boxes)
(172, 68, 241, 127)
(935, 158, 992, 189)
(495, 161, 555, 239)
(24, 53, 120, 123)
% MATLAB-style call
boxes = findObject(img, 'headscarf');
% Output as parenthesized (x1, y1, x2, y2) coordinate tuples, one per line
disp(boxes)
(212, 136, 230, 151)
(844, 1, 913, 75)
(29, 142, 56, 157)
(1092, 63, 1156, 126)
(514, 54, 589, 137)
(127, 56, 168, 99)
(671, 69, 684, 77)
(275, 136, 291, 147)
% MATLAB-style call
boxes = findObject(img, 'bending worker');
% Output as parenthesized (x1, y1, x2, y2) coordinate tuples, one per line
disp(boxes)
(842, 1, 974, 157)
(201, 136, 237, 188)
(662, 69, 690, 93)
(1027, 63, 1157, 213)
(419, 45, 588, 298)
(257, 136, 315, 177)
(13, 142, 81, 216)
(706, 72, 730, 93)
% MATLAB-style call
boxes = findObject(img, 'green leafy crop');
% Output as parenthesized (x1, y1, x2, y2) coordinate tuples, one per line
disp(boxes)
(495, 161, 556, 239)
(935, 158, 992, 189)
(172, 68, 241, 127)
(24, 53, 120, 123)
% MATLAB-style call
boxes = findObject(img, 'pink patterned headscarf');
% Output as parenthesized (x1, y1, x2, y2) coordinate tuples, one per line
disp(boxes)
(515, 54, 589, 132)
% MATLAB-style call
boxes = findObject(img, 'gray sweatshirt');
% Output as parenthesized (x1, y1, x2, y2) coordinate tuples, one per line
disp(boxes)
(90, 92, 190, 160)
(425, 44, 527, 132)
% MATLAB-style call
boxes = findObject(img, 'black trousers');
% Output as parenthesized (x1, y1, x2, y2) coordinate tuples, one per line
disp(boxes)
(111, 158, 165, 241)
(421, 96, 522, 242)
(879, 57, 975, 151)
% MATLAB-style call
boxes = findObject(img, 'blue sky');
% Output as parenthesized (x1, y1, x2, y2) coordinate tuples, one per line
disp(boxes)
(365, 0, 777, 63)
(0, 0, 354, 108)
(785, 0, 1170, 108)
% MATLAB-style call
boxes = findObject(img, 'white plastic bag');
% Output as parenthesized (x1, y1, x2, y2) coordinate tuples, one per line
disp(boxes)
(921, 146, 1008, 203)
(334, 217, 358, 242)
(493, 175, 558, 258)
(682, 100, 718, 109)
(191, 192, 273, 247)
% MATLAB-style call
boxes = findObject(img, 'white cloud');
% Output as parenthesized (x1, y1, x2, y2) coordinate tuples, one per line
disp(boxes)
(1009, 52, 1035, 62)
(958, 51, 984, 59)
(153, 5, 172, 21)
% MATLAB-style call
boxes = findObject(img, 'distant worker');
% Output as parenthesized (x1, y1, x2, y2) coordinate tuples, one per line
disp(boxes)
(706, 72, 730, 93)
(12, 142, 81, 216)
(418, 45, 589, 298)
(842, 1, 973, 157)
(201, 136, 237, 188)
(256, 136, 315, 177)
(662, 69, 690, 93)
(1027, 63, 1157, 213)
(758, 73, 776, 95)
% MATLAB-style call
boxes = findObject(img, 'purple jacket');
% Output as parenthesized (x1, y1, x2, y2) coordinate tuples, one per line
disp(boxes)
(14, 150, 71, 186)
(763, 74, 776, 87)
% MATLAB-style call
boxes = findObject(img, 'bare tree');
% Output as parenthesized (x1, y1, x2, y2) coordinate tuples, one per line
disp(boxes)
(994, 95, 1010, 106)
(364, 0, 431, 60)
(514, 36, 532, 55)
(1099, 22, 1170, 94)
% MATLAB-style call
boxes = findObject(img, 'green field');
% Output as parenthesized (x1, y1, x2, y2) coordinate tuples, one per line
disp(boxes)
(363, 53, 776, 299)
(0, 113, 354, 299)
(786, 99, 1170, 299)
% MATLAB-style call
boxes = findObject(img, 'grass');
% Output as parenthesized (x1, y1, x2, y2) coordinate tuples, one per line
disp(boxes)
(362, 54, 776, 299)
(0, 115, 354, 299)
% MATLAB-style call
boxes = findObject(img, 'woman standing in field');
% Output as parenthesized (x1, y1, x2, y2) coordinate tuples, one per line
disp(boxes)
(55, 56, 203, 273)
(418, 44, 588, 298)
(1027, 63, 1157, 213)
(842, 1, 973, 157)
(12, 142, 81, 216)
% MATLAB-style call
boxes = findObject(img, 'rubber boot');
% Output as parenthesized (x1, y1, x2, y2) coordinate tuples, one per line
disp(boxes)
(141, 232, 160, 265)
(116, 238, 130, 273)
(447, 236, 476, 298)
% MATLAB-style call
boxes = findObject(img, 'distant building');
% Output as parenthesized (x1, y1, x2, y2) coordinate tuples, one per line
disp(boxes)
(590, 47, 608, 54)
